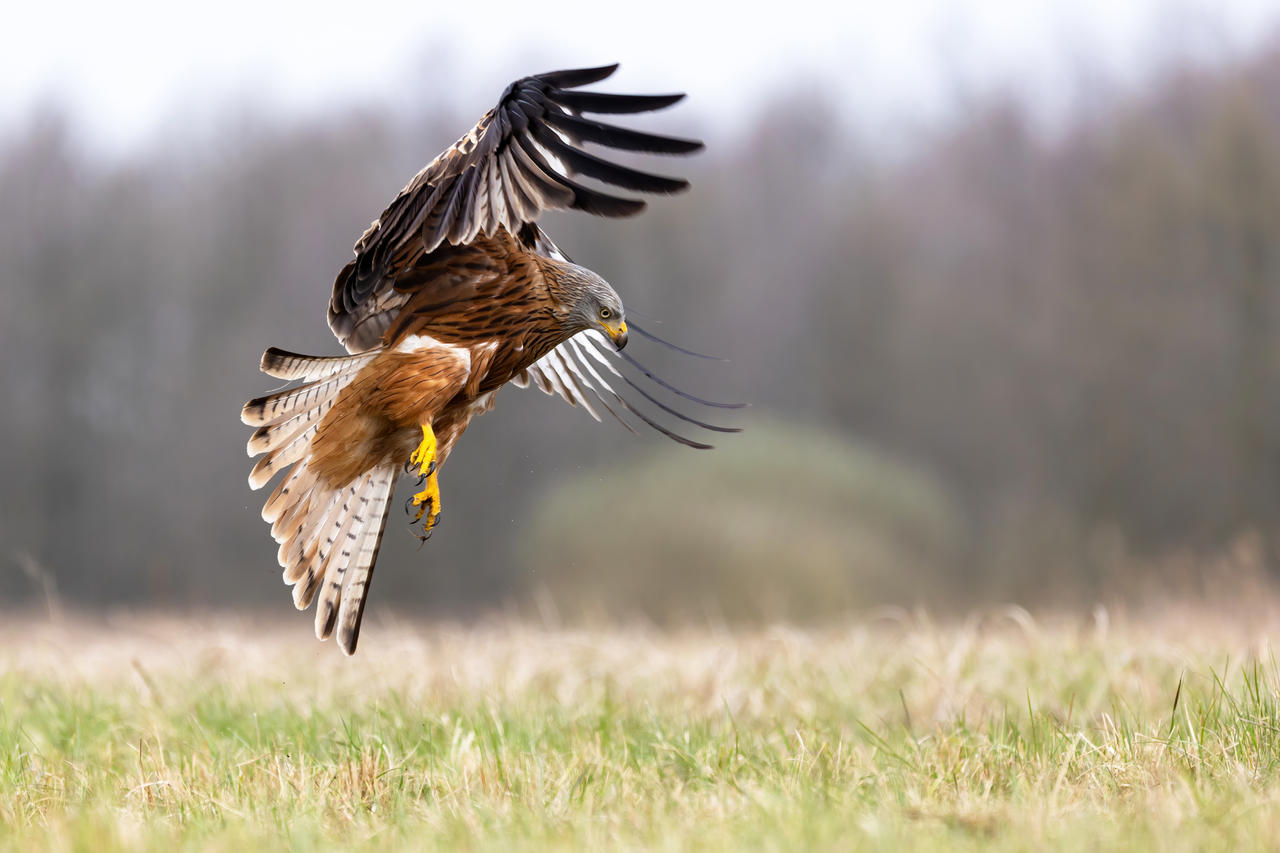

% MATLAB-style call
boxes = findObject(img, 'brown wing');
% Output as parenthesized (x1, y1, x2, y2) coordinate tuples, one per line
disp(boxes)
(328, 63, 703, 353)
(381, 230, 553, 349)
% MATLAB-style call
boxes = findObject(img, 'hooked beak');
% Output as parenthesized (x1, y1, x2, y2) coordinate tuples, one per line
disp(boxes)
(605, 320, 629, 351)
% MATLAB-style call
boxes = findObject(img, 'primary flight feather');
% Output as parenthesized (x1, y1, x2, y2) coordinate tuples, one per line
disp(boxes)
(242, 64, 739, 654)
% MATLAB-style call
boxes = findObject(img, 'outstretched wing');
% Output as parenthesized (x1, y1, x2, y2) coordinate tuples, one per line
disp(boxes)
(513, 327, 745, 450)
(329, 63, 704, 353)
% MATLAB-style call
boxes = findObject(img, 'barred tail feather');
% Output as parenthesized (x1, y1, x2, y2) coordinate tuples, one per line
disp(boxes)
(256, 454, 396, 654)
(336, 467, 395, 655)
(248, 427, 314, 490)
(245, 345, 395, 654)
(241, 349, 375, 430)
(281, 480, 343, 609)
(244, 347, 375, 488)
(259, 346, 376, 381)
(241, 372, 351, 428)
(263, 462, 314, 526)
(247, 404, 329, 457)
(303, 465, 397, 654)
(292, 540, 325, 610)
(314, 494, 362, 638)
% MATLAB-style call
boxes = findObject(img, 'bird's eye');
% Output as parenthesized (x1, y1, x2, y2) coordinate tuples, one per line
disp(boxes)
(599, 308, 612, 320)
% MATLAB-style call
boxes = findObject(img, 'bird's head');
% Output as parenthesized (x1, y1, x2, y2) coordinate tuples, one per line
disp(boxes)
(559, 264, 628, 350)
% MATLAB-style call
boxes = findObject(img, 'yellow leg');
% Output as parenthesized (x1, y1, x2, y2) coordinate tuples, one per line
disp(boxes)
(409, 423, 437, 476)
(409, 424, 441, 533)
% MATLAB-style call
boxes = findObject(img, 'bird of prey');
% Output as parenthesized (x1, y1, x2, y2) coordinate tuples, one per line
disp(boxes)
(241, 64, 740, 654)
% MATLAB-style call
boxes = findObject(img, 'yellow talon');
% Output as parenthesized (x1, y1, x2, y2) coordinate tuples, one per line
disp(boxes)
(409, 423, 441, 533)
(410, 474, 441, 532)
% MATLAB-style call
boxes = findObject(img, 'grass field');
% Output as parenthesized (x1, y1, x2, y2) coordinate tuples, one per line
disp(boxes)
(5, 605, 1280, 850)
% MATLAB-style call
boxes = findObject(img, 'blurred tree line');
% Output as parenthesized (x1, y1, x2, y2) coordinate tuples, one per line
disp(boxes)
(6, 39, 1280, 615)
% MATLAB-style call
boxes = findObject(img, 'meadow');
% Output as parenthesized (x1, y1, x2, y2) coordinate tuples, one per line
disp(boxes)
(4, 604, 1280, 851)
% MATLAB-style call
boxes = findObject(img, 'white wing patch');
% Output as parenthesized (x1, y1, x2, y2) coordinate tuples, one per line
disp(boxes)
(396, 334, 473, 380)
(512, 331, 619, 424)
(510, 329, 743, 450)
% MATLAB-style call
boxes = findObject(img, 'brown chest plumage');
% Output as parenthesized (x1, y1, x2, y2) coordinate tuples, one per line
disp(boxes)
(307, 345, 471, 489)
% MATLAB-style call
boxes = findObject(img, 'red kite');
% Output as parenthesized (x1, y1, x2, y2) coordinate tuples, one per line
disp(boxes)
(242, 64, 738, 653)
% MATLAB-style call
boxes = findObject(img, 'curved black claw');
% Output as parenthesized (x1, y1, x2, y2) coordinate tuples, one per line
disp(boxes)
(411, 506, 441, 546)
(404, 458, 438, 477)
(404, 494, 424, 522)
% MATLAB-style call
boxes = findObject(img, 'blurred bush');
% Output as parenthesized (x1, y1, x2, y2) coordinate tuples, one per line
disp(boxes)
(522, 418, 964, 624)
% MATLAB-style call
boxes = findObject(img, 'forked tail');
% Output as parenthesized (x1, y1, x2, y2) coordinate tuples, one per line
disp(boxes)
(241, 346, 394, 655)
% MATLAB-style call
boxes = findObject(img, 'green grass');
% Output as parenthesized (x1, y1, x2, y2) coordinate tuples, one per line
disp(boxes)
(5, 607, 1280, 850)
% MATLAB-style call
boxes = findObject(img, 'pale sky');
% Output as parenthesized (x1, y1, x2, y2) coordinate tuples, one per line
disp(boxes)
(6, 0, 1278, 153)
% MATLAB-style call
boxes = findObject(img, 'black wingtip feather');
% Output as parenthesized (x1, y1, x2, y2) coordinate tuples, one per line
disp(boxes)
(618, 351, 749, 410)
(543, 112, 703, 155)
(616, 395, 714, 449)
(554, 91, 687, 114)
(629, 322, 728, 360)
(534, 64, 620, 89)
(618, 371, 743, 434)
(564, 180, 648, 217)
(531, 124, 690, 193)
